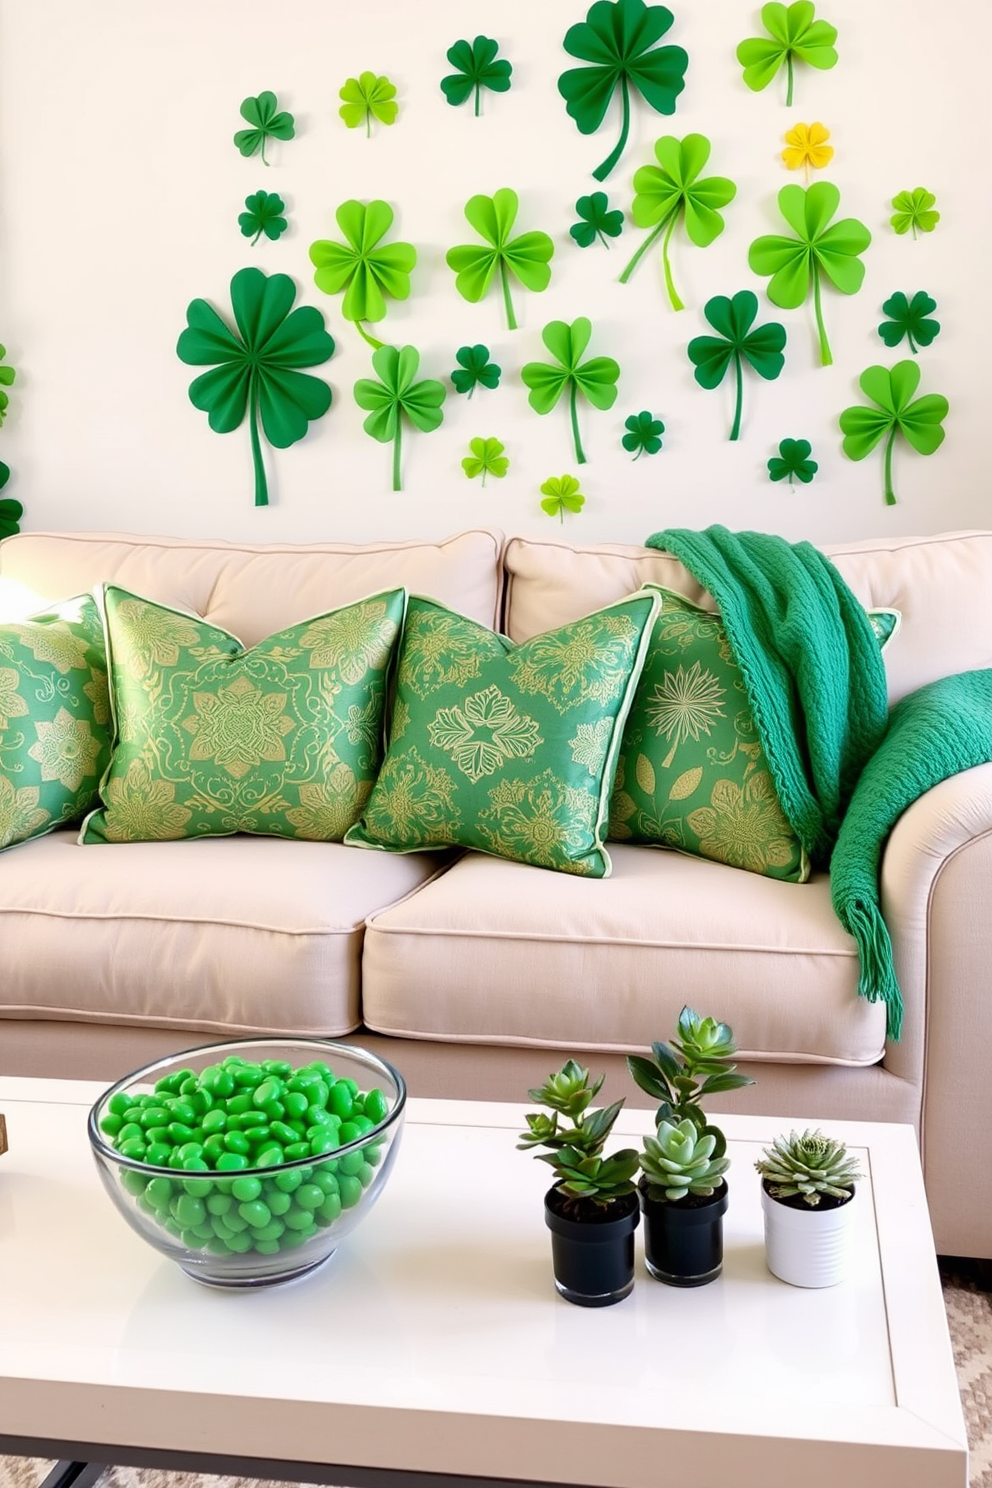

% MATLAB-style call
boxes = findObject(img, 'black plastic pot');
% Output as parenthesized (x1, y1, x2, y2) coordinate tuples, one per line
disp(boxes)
(639, 1177, 728, 1287)
(544, 1187, 640, 1307)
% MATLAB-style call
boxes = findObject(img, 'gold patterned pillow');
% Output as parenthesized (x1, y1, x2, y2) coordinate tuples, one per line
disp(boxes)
(0, 594, 110, 850)
(81, 585, 407, 844)
(345, 591, 660, 877)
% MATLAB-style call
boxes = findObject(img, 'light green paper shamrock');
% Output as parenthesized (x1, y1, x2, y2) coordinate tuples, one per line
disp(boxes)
(839, 361, 948, 506)
(619, 133, 736, 310)
(309, 200, 416, 350)
(540, 474, 585, 522)
(0, 345, 16, 426)
(238, 191, 288, 245)
(234, 91, 295, 165)
(446, 189, 554, 331)
(521, 319, 620, 465)
(354, 345, 446, 492)
(176, 268, 335, 508)
(338, 73, 398, 135)
(890, 188, 940, 238)
(462, 437, 509, 485)
(737, 2, 838, 107)
(748, 181, 870, 366)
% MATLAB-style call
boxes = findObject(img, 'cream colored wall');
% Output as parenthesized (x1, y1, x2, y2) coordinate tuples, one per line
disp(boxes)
(0, 0, 985, 546)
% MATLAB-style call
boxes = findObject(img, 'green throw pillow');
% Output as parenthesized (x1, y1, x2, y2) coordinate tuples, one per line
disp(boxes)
(81, 585, 407, 845)
(609, 586, 811, 882)
(345, 591, 661, 877)
(0, 594, 111, 850)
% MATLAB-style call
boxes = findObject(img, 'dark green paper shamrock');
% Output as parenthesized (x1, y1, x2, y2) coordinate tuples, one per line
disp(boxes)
(571, 192, 624, 248)
(687, 291, 786, 442)
(521, 318, 621, 465)
(234, 92, 295, 165)
(177, 268, 334, 508)
(878, 292, 940, 354)
(441, 37, 512, 115)
(622, 411, 664, 457)
(238, 191, 288, 245)
(768, 438, 818, 485)
(0, 345, 16, 426)
(354, 345, 446, 492)
(890, 189, 939, 238)
(451, 345, 502, 396)
(839, 361, 948, 506)
(0, 489, 22, 539)
(558, 0, 689, 183)
(737, 2, 838, 107)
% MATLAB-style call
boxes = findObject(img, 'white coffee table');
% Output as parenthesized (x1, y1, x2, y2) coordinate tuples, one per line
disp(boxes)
(0, 1076, 968, 1488)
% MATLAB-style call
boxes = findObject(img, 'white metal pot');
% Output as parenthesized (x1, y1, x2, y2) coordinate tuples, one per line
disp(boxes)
(760, 1182, 856, 1288)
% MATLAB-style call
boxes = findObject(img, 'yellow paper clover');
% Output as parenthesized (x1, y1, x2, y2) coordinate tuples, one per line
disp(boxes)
(781, 122, 833, 179)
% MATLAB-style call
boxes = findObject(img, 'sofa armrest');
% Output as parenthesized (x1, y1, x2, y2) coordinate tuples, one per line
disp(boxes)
(879, 761, 992, 1257)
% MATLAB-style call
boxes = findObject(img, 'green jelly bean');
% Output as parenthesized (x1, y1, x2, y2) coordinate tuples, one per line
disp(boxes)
(168, 1148, 186, 1170)
(357, 1162, 375, 1189)
(108, 1092, 135, 1116)
(201, 1067, 236, 1098)
(225, 1231, 253, 1253)
(245, 1125, 272, 1146)
(255, 1145, 285, 1168)
(317, 1194, 342, 1224)
(232, 1063, 263, 1087)
(251, 1220, 286, 1242)
(207, 1235, 233, 1255)
(239, 1110, 268, 1128)
(178, 1075, 199, 1096)
(274, 1169, 303, 1193)
(338, 1121, 360, 1146)
(117, 1122, 143, 1144)
(364, 1088, 389, 1124)
(308, 1061, 336, 1081)
(284, 1142, 312, 1161)
(253, 1076, 284, 1107)
(224, 1210, 249, 1232)
(137, 1194, 159, 1217)
(215, 1151, 249, 1171)
(351, 1115, 375, 1137)
(162, 1217, 184, 1238)
(306, 1079, 330, 1110)
(174, 1194, 207, 1228)
(314, 1168, 339, 1195)
(187, 1088, 213, 1115)
(364, 1142, 383, 1167)
(283, 1092, 309, 1120)
(146, 1176, 174, 1208)
(121, 1167, 147, 1197)
(100, 1114, 124, 1137)
(167, 1100, 198, 1125)
(262, 1059, 294, 1078)
(238, 1199, 272, 1228)
(145, 1142, 173, 1166)
(270, 1121, 298, 1146)
(201, 1109, 226, 1134)
(207, 1192, 233, 1216)
(154, 1071, 186, 1094)
(254, 1240, 281, 1255)
(226, 1092, 252, 1115)
(203, 1135, 227, 1162)
(167, 1122, 195, 1144)
(305, 1106, 333, 1129)
(309, 1131, 339, 1157)
(119, 1138, 148, 1161)
(181, 1227, 208, 1249)
(327, 1084, 354, 1120)
(284, 1206, 318, 1231)
(231, 1176, 263, 1203)
(267, 1190, 292, 1216)
(182, 1175, 213, 1198)
(260, 1099, 285, 1122)
(294, 1183, 325, 1211)
(223, 1132, 251, 1156)
(338, 1150, 365, 1177)
(338, 1175, 363, 1209)
(138, 1106, 170, 1130)
(177, 1142, 204, 1163)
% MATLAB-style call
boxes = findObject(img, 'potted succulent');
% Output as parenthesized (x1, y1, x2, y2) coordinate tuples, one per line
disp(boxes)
(627, 1007, 755, 1286)
(518, 1059, 640, 1307)
(755, 1128, 863, 1288)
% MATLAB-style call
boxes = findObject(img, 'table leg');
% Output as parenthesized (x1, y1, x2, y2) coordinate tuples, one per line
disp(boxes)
(38, 1463, 105, 1488)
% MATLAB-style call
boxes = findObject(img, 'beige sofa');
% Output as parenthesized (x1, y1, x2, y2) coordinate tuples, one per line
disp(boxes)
(1, 525, 991, 1260)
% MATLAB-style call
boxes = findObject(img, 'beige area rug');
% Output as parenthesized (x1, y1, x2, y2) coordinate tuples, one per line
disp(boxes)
(4, 1264, 990, 1488)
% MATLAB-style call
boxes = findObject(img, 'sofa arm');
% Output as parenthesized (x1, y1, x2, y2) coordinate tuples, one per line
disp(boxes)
(879, 761, 992, 1257)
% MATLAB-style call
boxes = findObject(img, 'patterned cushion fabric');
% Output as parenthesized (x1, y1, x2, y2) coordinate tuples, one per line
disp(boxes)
(609, 586, 811, 882)
(0, 594, 111, 850)
(81, 585, 407, 845)
(345, 591, 661, 878)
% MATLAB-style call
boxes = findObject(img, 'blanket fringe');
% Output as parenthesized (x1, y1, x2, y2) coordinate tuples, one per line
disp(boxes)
(845, 897, 904, 1041)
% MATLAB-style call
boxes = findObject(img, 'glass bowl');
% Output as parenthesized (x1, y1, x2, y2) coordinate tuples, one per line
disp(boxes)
(88, 1037, 406, 1288)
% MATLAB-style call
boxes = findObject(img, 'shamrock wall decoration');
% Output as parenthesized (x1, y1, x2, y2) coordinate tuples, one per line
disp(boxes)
(570, 192, 624, 248)
(768, 438, 818, 485)
(890, 188, 940, 238)
(354, 345, 446, 492)
(177, 268, 335, 508)
(233, 92, 295, 165)
(338, 73, 398, 135)
(540, 474, 585, 522)
(0, 345, 16, 426)
(622, 411, 664, 457)
(0, 491, 22, 540)
(558, 0, 688, 183)
(782, 122, 833, 179)
(462, 438, 509, 485)
(839, 361, 948, 506)
(748, 182, 870, 366)
(521, 318, 620, 464)
(619, 133, 736, 310)
(878, 292, 940, 354)
(446, 189, 554, 331)
(238, 191, 288, 245)
(451, 345, 502, 396)
(441, 37, 512, 115)
(309, 200, 416, 349)
(687, 291, 786, 442)
(737, 2, 838, 107)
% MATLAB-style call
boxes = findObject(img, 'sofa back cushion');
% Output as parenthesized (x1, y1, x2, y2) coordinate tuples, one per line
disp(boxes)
(503, 530, 992, 705)
(0, 528, 504, 640)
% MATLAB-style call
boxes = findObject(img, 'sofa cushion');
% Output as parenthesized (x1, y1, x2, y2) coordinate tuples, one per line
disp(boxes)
(81, 585, 406, 845)
(0, 829, 446, 1037)
(361, 843, 887, 1067)
(0, 594, 111, 850)
(609, 585, 809, 882)
(346, 591, 659, 877)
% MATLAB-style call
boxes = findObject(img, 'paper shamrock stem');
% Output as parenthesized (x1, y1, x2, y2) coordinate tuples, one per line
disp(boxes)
(619, 134, 735, 310)
(177, 268, 334, 507)
(521, 318, 620, 465)
(839, 361, 947, 505)
(353, 345, 446, 492)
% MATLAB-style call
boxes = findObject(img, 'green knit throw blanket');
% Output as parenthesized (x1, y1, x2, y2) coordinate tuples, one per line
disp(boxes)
(645, 526, 889, 864)
(831, 670, 992, 1039)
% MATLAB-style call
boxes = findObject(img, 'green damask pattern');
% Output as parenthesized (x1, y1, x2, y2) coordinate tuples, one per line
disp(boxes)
(81, 586, 407, 845)
(346, 592, 660, 877)
(0, 594, 110, 851)
(608, 586, 810, 882)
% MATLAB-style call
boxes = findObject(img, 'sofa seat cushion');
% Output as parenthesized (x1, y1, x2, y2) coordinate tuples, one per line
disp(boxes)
(0, 830, 445, 1038)
(361, 844, 886, 1066)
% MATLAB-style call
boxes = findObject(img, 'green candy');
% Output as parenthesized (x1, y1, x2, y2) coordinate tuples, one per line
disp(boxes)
(238, 1199, 272, 1228)
(231, 1176, 263, 1203)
